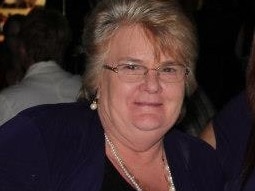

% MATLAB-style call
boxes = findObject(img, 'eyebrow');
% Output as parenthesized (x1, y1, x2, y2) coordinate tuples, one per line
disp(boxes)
(116, 57, 176, 66)
(117, 57, 143, 64)
(160, 60, 177, 65)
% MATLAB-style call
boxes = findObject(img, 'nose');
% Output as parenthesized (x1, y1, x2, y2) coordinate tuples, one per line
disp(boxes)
(141, 70, 161, 93)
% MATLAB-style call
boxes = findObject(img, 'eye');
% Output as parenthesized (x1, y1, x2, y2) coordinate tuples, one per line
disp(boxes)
(118, 63, 146, 75)
(123, 64, 141, 70)
(119, 63, 144, 71)
(160, 65, 178, 74)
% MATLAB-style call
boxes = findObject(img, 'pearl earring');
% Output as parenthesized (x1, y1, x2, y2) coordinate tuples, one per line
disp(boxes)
(90, 100, 98, 110)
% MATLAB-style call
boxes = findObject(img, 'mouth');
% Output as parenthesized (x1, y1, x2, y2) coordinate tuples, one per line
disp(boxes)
(134, 101, 163, 107)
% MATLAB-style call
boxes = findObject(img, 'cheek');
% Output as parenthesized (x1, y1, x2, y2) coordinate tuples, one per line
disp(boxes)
(164, 84, 185, 114)
(110, 82, 136, 109)
(99, 74, 135, 108)
(164, 82, 185, 99)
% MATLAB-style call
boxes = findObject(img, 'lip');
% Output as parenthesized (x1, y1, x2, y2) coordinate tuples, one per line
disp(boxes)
(134, 101, 163, 107)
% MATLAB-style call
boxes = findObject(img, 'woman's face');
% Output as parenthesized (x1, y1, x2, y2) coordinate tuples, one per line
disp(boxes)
(98, 25, 186, 143)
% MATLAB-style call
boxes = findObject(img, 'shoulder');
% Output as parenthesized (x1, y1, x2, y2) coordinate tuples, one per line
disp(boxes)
(0, 101, 100, 148)
(0, 101, 104, 189)
(212, 91, 251, 181)
(9, 101, 97, 132)
(0, 99, 95, 133)
(165, 129, 220, 166)
(169, 129, 224, 179)
(0, 85, 27, 125)
(0, 77, 36, 100)
(18, 101, 90, 117)
(0, 83, 24, 97)
(167, 129, 216, 155)
(165, 130, 224, 190)
(213, 91, 251, 151)
(214, 91, 251, 128)
(57, 74, 82, 98)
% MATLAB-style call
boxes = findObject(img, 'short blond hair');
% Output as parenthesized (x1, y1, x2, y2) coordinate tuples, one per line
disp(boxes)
(81, 0, 198, 100)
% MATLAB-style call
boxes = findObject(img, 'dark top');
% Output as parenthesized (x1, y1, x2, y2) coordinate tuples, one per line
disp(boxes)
(213, 91, 253, 190)
(102, 157, 135, 191)
(0, 101, 224, 190)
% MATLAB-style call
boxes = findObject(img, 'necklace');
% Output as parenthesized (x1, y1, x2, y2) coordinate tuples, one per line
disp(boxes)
(105, 134, 176, 191)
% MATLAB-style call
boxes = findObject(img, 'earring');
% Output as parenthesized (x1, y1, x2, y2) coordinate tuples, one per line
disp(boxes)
(90, 100, 98, 110)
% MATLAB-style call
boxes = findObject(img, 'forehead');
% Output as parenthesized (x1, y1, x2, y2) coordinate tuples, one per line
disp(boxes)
(106, 25, 173, 63)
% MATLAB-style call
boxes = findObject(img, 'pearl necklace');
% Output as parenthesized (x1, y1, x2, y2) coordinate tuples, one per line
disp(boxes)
(105, 134, 176, 191)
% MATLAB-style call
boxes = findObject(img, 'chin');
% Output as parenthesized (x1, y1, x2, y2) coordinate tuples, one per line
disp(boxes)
(132, 114, 165, 131)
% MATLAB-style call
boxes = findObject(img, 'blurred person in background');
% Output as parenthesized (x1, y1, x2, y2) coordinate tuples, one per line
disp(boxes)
(0, 8, 81, 126)
(200, 29, 255, 191)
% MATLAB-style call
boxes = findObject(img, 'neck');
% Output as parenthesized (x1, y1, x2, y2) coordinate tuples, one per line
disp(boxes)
(105, 131, 164, 164)
(103, 126, 166, 154)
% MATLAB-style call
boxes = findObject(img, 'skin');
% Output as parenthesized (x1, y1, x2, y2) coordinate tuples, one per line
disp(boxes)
(97, 24, 186, 190)
(200, 122, 216, 149)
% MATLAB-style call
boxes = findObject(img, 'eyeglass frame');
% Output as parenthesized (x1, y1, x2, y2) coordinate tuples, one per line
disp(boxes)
(103, 62, 190, 83)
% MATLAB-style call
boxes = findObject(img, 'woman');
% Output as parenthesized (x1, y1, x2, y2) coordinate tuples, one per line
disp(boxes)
(241, 31, 255, 190)
(200, 31, 255, 191)
(0, 0, 223, 190)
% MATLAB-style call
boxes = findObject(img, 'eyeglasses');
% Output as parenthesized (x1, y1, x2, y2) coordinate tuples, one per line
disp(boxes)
(103, 62, 190, 83)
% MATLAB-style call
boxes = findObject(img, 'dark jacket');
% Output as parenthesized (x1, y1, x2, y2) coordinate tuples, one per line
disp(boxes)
(213, 91, 253, 190)
(0, 101, 224, 190)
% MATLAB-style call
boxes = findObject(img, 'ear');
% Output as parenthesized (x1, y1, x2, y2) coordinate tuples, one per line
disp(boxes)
(95, 72, 104, 98)
(18, 45, 31, 70)
(96, 86, 100, 99)
(18, 43, 26, 56)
